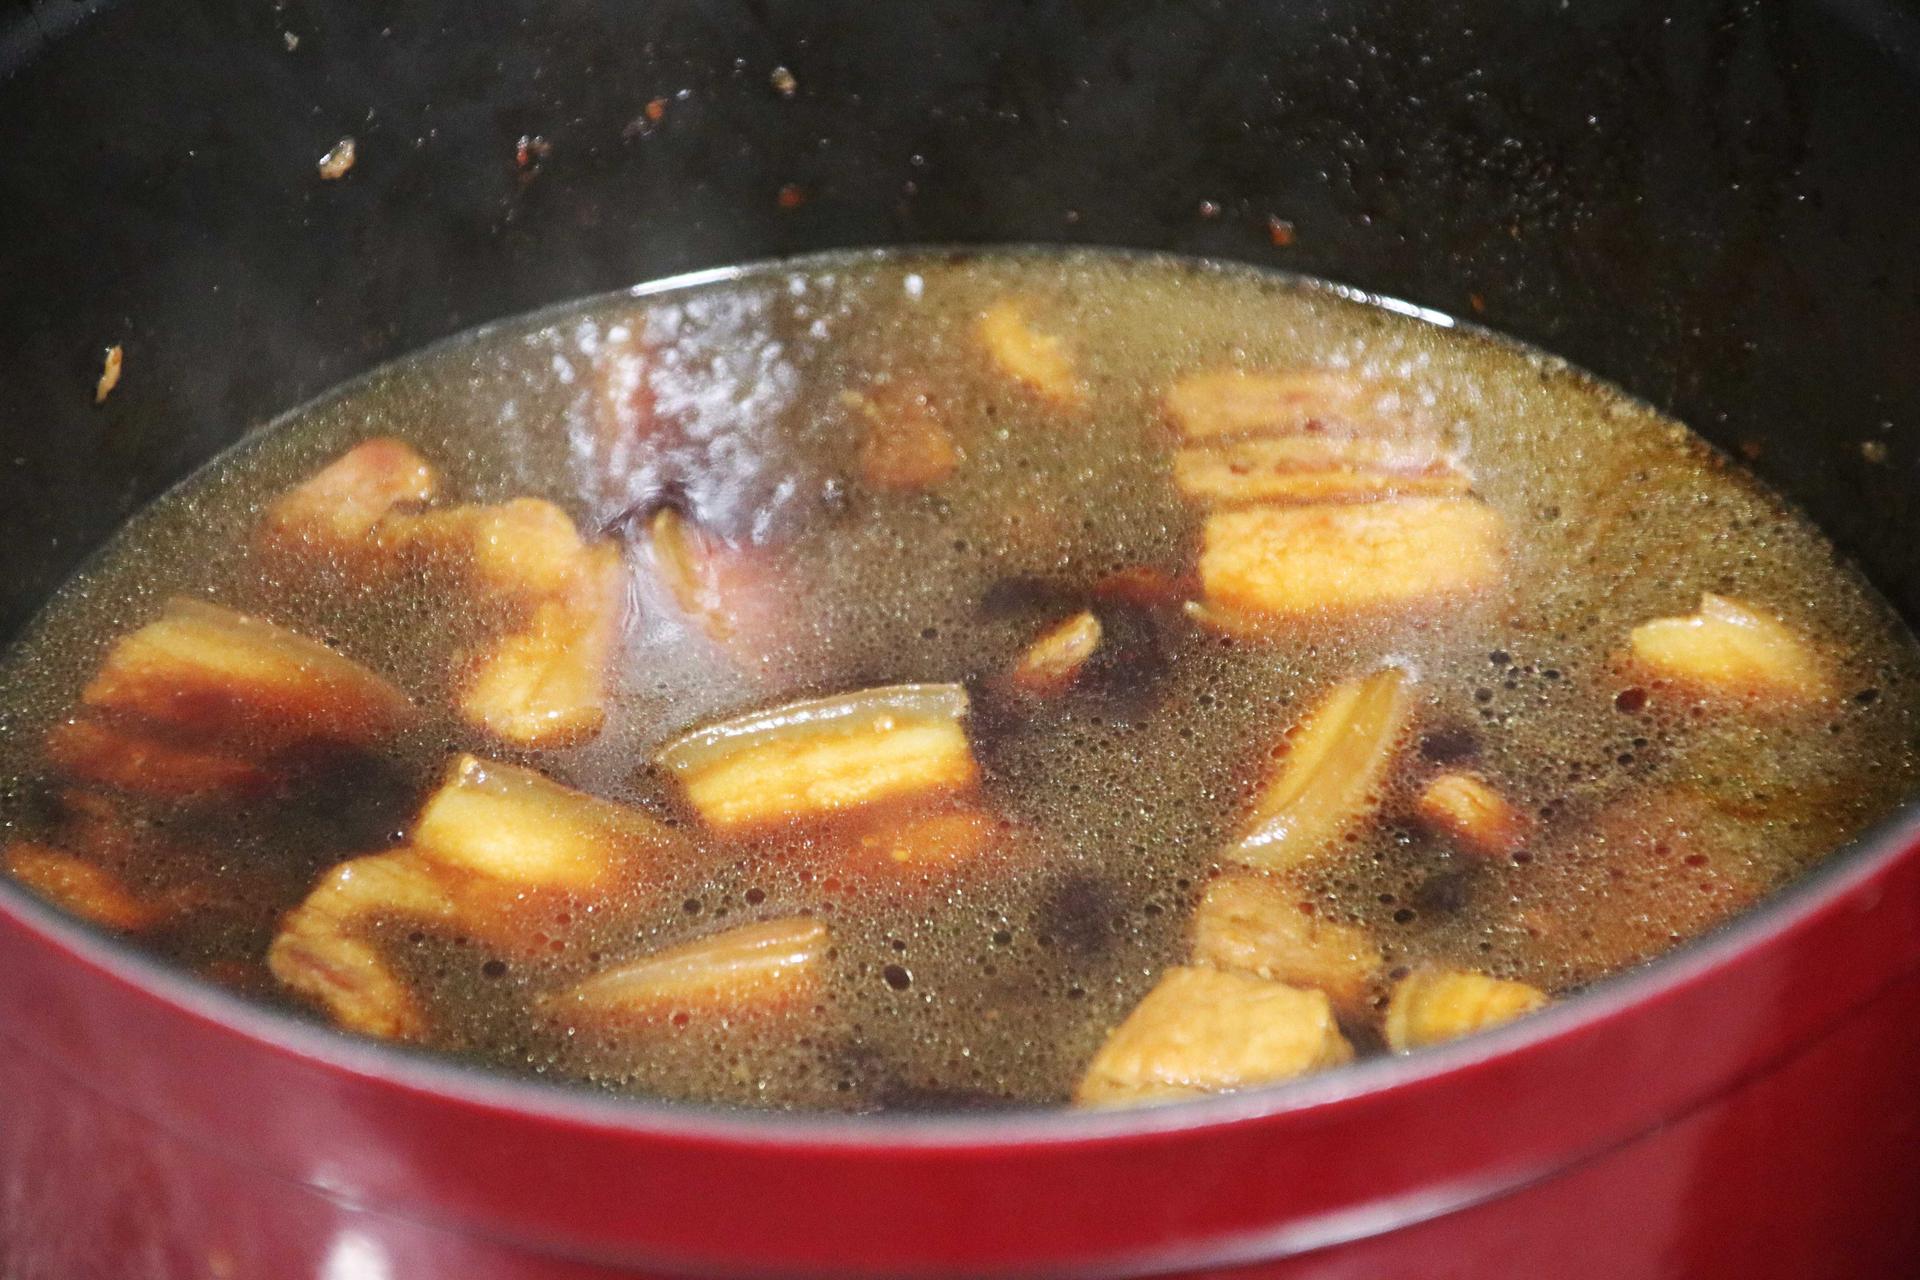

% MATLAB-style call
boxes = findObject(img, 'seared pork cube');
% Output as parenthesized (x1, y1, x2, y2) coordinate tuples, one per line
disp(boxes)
(1415, 773, 1531, 859)
(977, 300, 1085, 406)
(80, 599, 415, 755)
(382, 498, 594, 601)
(1230, 666, 1412, 871)
(1190, 875, 1382, 1017)
(267, 850, 459, 1040)
(45, 716, 275, 799)
(640, 506, 779, 648)
(1172, 435, 1469, 507)
(656, 683, 980, 834)
(1076, 965, 1353, 1106)
(1383, 965, 1549, 1051)
(1008, 610, 1103, 696)
(541, 917, 829, 1022)
(1197, 498, 1506, 628)
(412, 753, 681, 892)
(846, 386, 961, 491)
(456, 541, 627, 748)
(253, 438, 438, 566)
(1628, 593, 1832, 704)
(4, 843, 168, 931)
(1162, 368, 1418, 441)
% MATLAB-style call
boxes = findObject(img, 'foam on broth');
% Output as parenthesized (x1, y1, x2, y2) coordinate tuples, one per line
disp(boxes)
(2, 249, 1916, 1110)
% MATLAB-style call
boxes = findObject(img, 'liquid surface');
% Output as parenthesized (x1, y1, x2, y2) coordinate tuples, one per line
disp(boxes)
(3, 249, 1917, 1111)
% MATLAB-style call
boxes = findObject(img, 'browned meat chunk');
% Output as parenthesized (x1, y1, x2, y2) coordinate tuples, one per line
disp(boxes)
(1190, 875, 1382, 1017)
(1076, 966, 1353, 1106)
(1383, 965, 1548, 1051)
(4, 843, 168, 931)
(1416, 773, 1531, 858)
(1197, 498, 1506, 629)
(1008, 611, 1102, 696)
(847, 385, 961, 491)
(978, 300, 1084, 406)
(656, 684, 980, 835)
(78, 598, 414, 756)
(1628, 593, 1833, 705)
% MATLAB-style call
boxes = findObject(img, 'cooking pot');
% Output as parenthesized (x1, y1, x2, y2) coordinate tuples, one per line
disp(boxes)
(4, 2, 1920, 1276)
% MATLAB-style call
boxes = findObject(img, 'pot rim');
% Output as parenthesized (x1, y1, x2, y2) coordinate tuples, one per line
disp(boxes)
(4, 242, 1915, 1150)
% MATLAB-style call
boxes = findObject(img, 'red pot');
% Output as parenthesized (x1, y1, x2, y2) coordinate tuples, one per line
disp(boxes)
(7, 1, 1920, 1276)
(6, 808, 1920, 1278)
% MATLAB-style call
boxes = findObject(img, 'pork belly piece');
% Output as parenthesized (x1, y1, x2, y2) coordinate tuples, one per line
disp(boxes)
(267, 850, 459, 1040)
(45, 717, 275, 799)
(977, 300, 1085, 406)
(846, 385, 961, 491)
(1628, 593, 1832, 705)
(1008, 610, 1103, 696)
(455, 541, 627, 748)
(1190, 874, 1383, 1018)
(656, 683, 979, 835)
(1383, 965, 1549, 1051)
(834, 803, 1002, 875)
(252, 438, 439, 568)
(1076, 965, 1353, 1106)
(1196, 498, 1506, 629)
(270, 754, 690, 1039)
(4, 843, 169, 932)
(637, 505, 783, 651)
(78, 598, 415, 756)
(411, 753, 680, 892)
(1172, 435, 1469, 506)
(1162, 369, 1421, 441)
(1415, 773, 1531, 859)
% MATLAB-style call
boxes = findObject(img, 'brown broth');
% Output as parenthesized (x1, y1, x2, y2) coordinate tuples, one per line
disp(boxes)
(3, 249, 1917, 1110)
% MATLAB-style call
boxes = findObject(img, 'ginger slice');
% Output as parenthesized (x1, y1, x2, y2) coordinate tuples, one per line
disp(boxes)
(1383, 965, 1549, 1052)
(79, 598, 415, 755)
(1415, 773, 1531, 858)
(253, 438, 439, 566)
(1075, 966, 1353, 1106)
(412, 753, 681, 892)
(267, 850, 459, 1040)
(45, 717, 275, 799)
(541, 917, 829, 1022)
(5, 843, 169, 931)
(1190, 875, 1383, 1018)
(1230, 666, 1412, 871)
(1172, 436, 1469, 507)
(1628, 593, 1832, 704)
(977, 300, 1085, 406)
(846, 386, 960, 491)
(1009, 610, 1103, 696)
(1163, 369, 1417, 441)
(1197, 497, 1506, 627)
(656, 683, 979, 834)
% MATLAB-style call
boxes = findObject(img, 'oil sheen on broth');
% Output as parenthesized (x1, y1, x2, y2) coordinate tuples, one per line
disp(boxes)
(2, 250, 1916, 1112)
